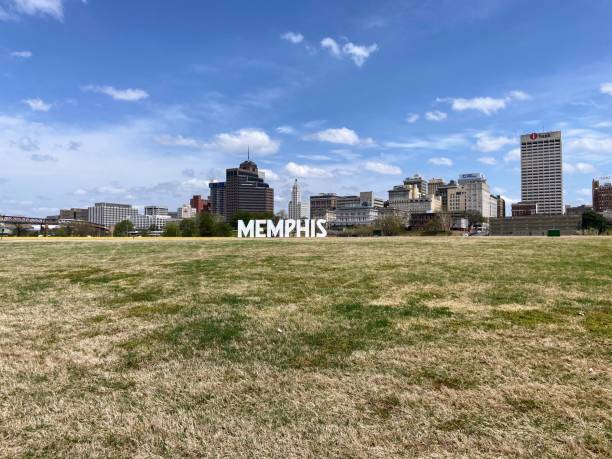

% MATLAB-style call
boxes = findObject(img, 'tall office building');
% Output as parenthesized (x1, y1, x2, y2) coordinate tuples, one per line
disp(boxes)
(209, 159, 274, 221)
(520, 131, 563, 215)
(457, 173, 493, 218)
(288, 179, 310, 219)
(209, 181, 226, 217)
(144, 206, 168, 216)
(404, 174, 428, 197)
(87, 203, 139, 227)
(427, 178, 445, 197)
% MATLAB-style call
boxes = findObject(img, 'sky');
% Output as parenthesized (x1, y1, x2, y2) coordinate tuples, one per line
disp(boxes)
(1, 0, 612, 217)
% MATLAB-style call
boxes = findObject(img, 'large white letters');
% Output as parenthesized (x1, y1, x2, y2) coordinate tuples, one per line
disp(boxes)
(237, 219, 327, 238)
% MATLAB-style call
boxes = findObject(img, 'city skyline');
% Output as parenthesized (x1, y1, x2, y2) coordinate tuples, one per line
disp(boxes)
(2, 0, 612, 217)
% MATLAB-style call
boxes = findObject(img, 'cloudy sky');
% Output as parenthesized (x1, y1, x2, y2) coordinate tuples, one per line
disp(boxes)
(1, 0, 612, 217)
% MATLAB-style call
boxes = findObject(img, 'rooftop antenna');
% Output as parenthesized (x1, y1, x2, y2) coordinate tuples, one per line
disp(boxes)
(247, 146, 250, 161)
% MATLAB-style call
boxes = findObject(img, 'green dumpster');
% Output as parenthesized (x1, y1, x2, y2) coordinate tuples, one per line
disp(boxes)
(547, 229, 561, 237)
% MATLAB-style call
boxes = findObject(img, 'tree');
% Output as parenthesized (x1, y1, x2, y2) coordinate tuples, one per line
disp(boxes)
(113, 220, 134, 237)
(377, 214, 405, 236)
(463, 211, 485, 227)
(196, 212, 216, 236)
(179, 218, 196, 237)
(582, 209, 608, 235)
(163, 222, 180, 237)
(213, 222, 233, 237)
(423, 217, 446, 234)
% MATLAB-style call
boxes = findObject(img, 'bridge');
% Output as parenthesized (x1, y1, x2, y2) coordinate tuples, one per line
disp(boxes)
(0, 215, 109, 235)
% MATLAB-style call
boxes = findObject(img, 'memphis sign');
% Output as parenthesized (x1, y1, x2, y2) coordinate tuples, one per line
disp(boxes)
(237, 219, 328, 238)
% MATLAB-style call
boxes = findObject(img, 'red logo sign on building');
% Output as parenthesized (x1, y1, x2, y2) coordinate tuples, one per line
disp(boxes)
(529, 133, 538, 140)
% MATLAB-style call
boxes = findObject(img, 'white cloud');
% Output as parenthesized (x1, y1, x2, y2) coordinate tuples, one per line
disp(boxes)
(364, 161, 402, 175)
(594, 121, 612, 128)
(321, 37, 341, 57)
(285, 161, 332, 178)
(208, 129, 280, 155)
(23, 98, 51, 112)
(305, 127, 372, 146)
(428, 157, 453, 166)
(276, 125, 296, 134)
(474, 133, 514, 152)
(600, 83, 612, 96)
(155, 134, 201, 148)
(10, 50, 32, 58)
(406, 113, 419, 124)
(578, 188, 592, 196)
(260, 169, 280, 181)
(341, 42, 378, 67)
(5, 0, 64, 20)
(155, 129, 280, 155)
(564, 162, 595, 174)
(508, 90, 531, 101)
(384, 134, 468, 151)
(504, 148, 521, 162)
(180, 178, 210, 190)
(281, 31, 304, 44)
(321, 37, 378, 66)
(477, 156, 497, 165)
(425, 111, 447, 122)
(450, 96, 507, 115)
(84, 85, 149, 102)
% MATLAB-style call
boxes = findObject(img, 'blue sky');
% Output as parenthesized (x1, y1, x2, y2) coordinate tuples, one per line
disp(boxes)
(1, 0, 612, 217)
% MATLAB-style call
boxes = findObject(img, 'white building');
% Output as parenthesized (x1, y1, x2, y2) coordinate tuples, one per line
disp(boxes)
(389, 181, 442, 215)
(521, 131, 563, 215)
(144, 206, 168, 216)
(288, 179, 310, 219)
(177, 204, 197, 219)
(128, 214, 173, 231)
(334, 206, 380, 226)
(88, 203, 139, 227)
(457, 173, 493, 218)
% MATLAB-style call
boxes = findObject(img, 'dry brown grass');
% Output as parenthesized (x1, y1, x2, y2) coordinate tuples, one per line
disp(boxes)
(0, 237, 610, 458)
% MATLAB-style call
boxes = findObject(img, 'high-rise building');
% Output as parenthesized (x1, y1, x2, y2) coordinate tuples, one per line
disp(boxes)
(209, 159, 274, 221)
(404, 174, 428, 197)
(144, 206, 168, 216)
(427, 178, 445, 197)
(288, 179, 310, 219)
(521, 131, 563, 215)
(457, 173, 493, 218)
(209, 181, 226, 217)
(310, 193, 338, 219)
(592, 177, 612, 212)
(494, 195, 506, 218)
(436, 180, 458, 212)
(190, 195, 210, 214)
(87, 203, 139, 227)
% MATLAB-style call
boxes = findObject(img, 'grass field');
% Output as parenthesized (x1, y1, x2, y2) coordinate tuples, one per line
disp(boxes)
(0, 237, 610, 458)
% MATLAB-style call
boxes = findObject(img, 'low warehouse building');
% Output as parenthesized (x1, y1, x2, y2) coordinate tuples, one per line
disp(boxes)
(490, 215, 581, 236)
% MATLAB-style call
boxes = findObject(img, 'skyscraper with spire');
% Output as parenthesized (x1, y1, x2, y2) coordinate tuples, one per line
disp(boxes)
(288, 179, 310, 219)
(209, 152, 274, 221)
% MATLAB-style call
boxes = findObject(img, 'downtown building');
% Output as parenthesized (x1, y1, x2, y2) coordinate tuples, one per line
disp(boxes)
(208, 160, 274, 221)
(87, 203, 138, 227)
(333, 192, 385, 226)
(519, 131, 563, 215)
(592, 177, 612, 212)
(288, 179, 310, 219)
